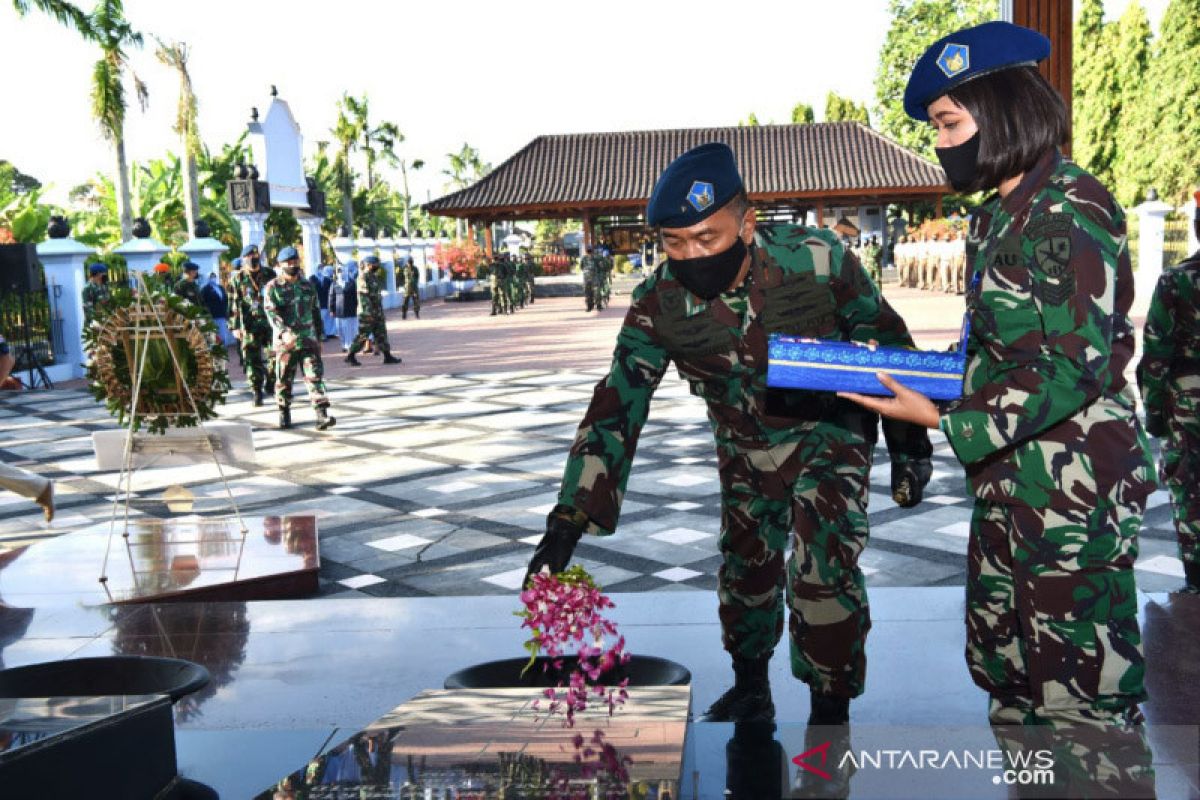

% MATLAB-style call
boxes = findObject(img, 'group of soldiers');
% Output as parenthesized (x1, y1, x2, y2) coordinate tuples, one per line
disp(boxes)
(847, 237, 882, 285)
(894, 229, 968, 293)
(487, 252, 536, 316)
(579, 246, 613, 312)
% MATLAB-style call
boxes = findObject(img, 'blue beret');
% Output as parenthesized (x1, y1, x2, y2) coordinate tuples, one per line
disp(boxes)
(88, 262, 108, 274)
(361, 255, 380, 266)
(182, 260, 199, 272)
(277, 245, 299, 262)
(904, 21, 1050, 121)
(647, 143, 744, 228)
(240, 243, 259, 257)
(232, 257, 242, 268)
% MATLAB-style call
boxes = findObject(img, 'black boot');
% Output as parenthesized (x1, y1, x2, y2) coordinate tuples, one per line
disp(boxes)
(278, 406, 292, 429)
(382, 352, 402, 365)
(315, 405, 336, 431)
(252, 386, 264, 407)
(402, 310, 407, 320)
(794, 721, 855, 799)
(343, 353, 361, 367)
(702, 657, 774, 723)
(414, 309, 420, 319)
(808, 688, 850, 725)
(1184, 561, 1200, 594)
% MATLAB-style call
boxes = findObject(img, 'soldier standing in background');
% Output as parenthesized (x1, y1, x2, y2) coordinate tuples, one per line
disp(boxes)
(344, 255, 400, 366)
(524, 252, 537, 303)
(1138, 198, 1200, 594)
(82, 263, 111, 325)
(400, 257, 421, 320)
(489, 254, 505, 316)
(524, 143, 932, 728)
(864, 236, 882, 286)
(173, 261, 204, 309)
(264, 246, 336, 431)
(229, 244, 277, 406)
(580, 247, 600, 312)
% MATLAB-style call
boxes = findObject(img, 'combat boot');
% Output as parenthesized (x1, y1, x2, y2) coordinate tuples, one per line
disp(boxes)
(343, 353, 361, 367)
(315, 405, 336, 431)
(278, 406, 292, 430)
(414, 309, 420, 319)
(252, 386, 264, 407)
(1184, 561, 1200, 594)
(401, 310, 407, 320)
(701, 656, 774, 723)
(808, 689, 850, 725)
(382, 352, 402, 365)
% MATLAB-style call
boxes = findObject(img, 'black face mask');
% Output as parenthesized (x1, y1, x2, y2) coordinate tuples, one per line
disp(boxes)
(668, 235, 748, 301)
(248, 256, 261, 270)
(935, 131, 981, 193)
(282, 265, 301, 277)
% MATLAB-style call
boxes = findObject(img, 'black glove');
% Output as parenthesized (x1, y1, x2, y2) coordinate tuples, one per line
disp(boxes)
(891, 457, 933, 508)
(1145, 413, 1167, 438)
(523, 511, 585, 588)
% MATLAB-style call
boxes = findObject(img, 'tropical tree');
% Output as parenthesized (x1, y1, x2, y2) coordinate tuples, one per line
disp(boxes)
(738, 112, 762, 127)
(791, 103, 815, 124)
(155, 38, 202, 237)
(87, 0, 148, 241)
(874, 0, 995, 157)
(10, 0, 90, 34)
(331, 94, 364, 234)
(398, 157, 424, 236)
(442, 143, 490, 239)
(824, 92, 871, 125)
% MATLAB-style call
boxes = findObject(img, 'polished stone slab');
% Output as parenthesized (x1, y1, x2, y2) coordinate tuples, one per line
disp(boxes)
(0, 515, 319, 606)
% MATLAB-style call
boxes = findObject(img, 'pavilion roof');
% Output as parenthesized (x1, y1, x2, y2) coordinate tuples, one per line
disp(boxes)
(424, 122, 946, 219)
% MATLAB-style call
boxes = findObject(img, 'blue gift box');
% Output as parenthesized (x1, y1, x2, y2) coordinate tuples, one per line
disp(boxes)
(766, 335, 965, 400)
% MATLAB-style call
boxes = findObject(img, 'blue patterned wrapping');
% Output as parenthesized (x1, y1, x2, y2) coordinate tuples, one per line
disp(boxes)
(766, 335, 965, 400)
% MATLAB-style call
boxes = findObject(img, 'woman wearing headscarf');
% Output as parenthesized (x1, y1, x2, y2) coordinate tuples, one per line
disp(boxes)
(201, 271, 232, 346)
(332, 261, 359, 352)
(841, 21, 1156, 797)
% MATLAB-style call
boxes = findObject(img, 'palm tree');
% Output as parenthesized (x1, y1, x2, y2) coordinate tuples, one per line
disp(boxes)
(442, 143, 490, 239)
(89, 0, 147, 241)
(155, 38, 201, 238)
(11, 0, 92, 35)
(331, 94, 364, 235)
(398, 158, 423, 236)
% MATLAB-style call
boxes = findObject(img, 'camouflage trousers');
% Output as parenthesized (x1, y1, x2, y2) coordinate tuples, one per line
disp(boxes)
(968, 498, 1154, 796)
(401, 289, 420, 317)
(239, 320, 275, 391)
(348, 313, 391, 356)
(716, 426, 873, 698)
(1160, 421, 1200, 565)
(273, 340, 328, 410)
(490, 281, 508, 314)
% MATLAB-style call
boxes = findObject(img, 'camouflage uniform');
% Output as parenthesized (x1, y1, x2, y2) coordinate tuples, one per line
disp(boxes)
(81, 281, 112, 325)
(229, 266, 278, 392)
(400, 262, 421, 319)
(863, 240, 882, 285)
(523, 254, 537, 304)
(944, 151, 1155, 790)
(1137, 249, 1200, 573)
(263, 276, 329, 411)
(173, 277, 204, 309)
(580, 254, 600, 311)
(555, 223, 930, 698)
(489, 259, 506, 316)
(347, 266, 393, 357)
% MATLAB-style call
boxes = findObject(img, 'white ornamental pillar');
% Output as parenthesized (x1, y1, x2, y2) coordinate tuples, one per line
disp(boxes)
(180, 229, 228, 280)
(332, 234, 356, 269)
(1132, 194, 1174, 317)
(297, 216, 325, 278)
(1178, 197, 1199, 257)
(113, 219, 170, 282)
(233, 212, 268, 258)
(37, 221, 93, 381)
(377, 235, 398, 309)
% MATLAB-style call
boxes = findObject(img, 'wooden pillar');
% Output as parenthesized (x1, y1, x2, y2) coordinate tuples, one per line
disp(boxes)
(582, 213, 594, 247)
(483, 224, 493, 259)
(814, 200, 825, 228)
(1012, 0, 1073, 156)
(935, 196, 944, 218)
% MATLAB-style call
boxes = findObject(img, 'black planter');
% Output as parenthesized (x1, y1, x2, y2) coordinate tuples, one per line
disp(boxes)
(0, 656, 210, 702)
(444, 655, 690, 690)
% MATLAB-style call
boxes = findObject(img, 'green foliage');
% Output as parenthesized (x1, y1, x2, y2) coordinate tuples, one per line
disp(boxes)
(1110, 2, 1154, 205)
(11, 0, 93, 37)
(0, 160, 42, 194)
(874, 0, 995, 157)
(824, 92, 871, 125)
(0, 165, 55, 243)
(1120, 0, 1200, 203)
(738, 112, 762, 127)
(1072, 0, 1119, 188)
(614, 254, 633, 274)
(791, 103, 815, 125)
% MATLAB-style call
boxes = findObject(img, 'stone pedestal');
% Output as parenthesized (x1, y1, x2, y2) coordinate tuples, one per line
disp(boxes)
(1178, 200, 1199, 257)
(113, 235, 170, 281)
(179, 237, 227, 280)
(36, 236, 93, 381)
(297, 216, 325, 278)
(233, 212, 268, 257)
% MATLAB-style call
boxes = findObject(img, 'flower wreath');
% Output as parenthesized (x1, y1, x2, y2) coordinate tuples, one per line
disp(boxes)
(83, 286, 230, 434)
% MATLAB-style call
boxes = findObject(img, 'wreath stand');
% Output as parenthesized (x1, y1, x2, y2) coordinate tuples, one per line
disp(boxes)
(97, 274, 249, 602)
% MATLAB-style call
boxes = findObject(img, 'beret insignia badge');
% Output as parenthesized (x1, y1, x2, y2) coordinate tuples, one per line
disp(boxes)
(686, 181, 715, 213)
(937, 43, 970, 78)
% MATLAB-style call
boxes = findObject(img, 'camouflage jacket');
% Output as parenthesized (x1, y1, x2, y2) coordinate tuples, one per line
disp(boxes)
(1137, 251, 1200, 433)
(228, 266, 277, 331)
(941, 151, 1155, 508)
(264, 276, 323, 346)
(402, 264, 420, 292)
(580, 255, 598, 278)
(174, 278, 203, 308)
(557, 223, 923, 535)
(81, 282, 112, 323)
(356, 268, 384, 318)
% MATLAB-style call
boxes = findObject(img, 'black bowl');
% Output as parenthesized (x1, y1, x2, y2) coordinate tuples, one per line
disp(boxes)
(0, 656, 210, 702)
(444, 654, 690, 690)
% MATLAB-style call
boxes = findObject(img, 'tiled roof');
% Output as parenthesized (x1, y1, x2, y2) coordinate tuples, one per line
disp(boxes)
(425, 122, 945, 216)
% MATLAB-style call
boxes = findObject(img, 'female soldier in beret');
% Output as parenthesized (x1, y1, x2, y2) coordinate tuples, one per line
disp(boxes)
(843, 21, 1156, 796)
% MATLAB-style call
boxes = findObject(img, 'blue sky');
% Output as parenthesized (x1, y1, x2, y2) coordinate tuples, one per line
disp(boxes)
(0, 0, 1168, 207)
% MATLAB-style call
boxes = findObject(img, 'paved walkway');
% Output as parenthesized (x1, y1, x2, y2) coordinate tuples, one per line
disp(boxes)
(0, 279, 1184, 600)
